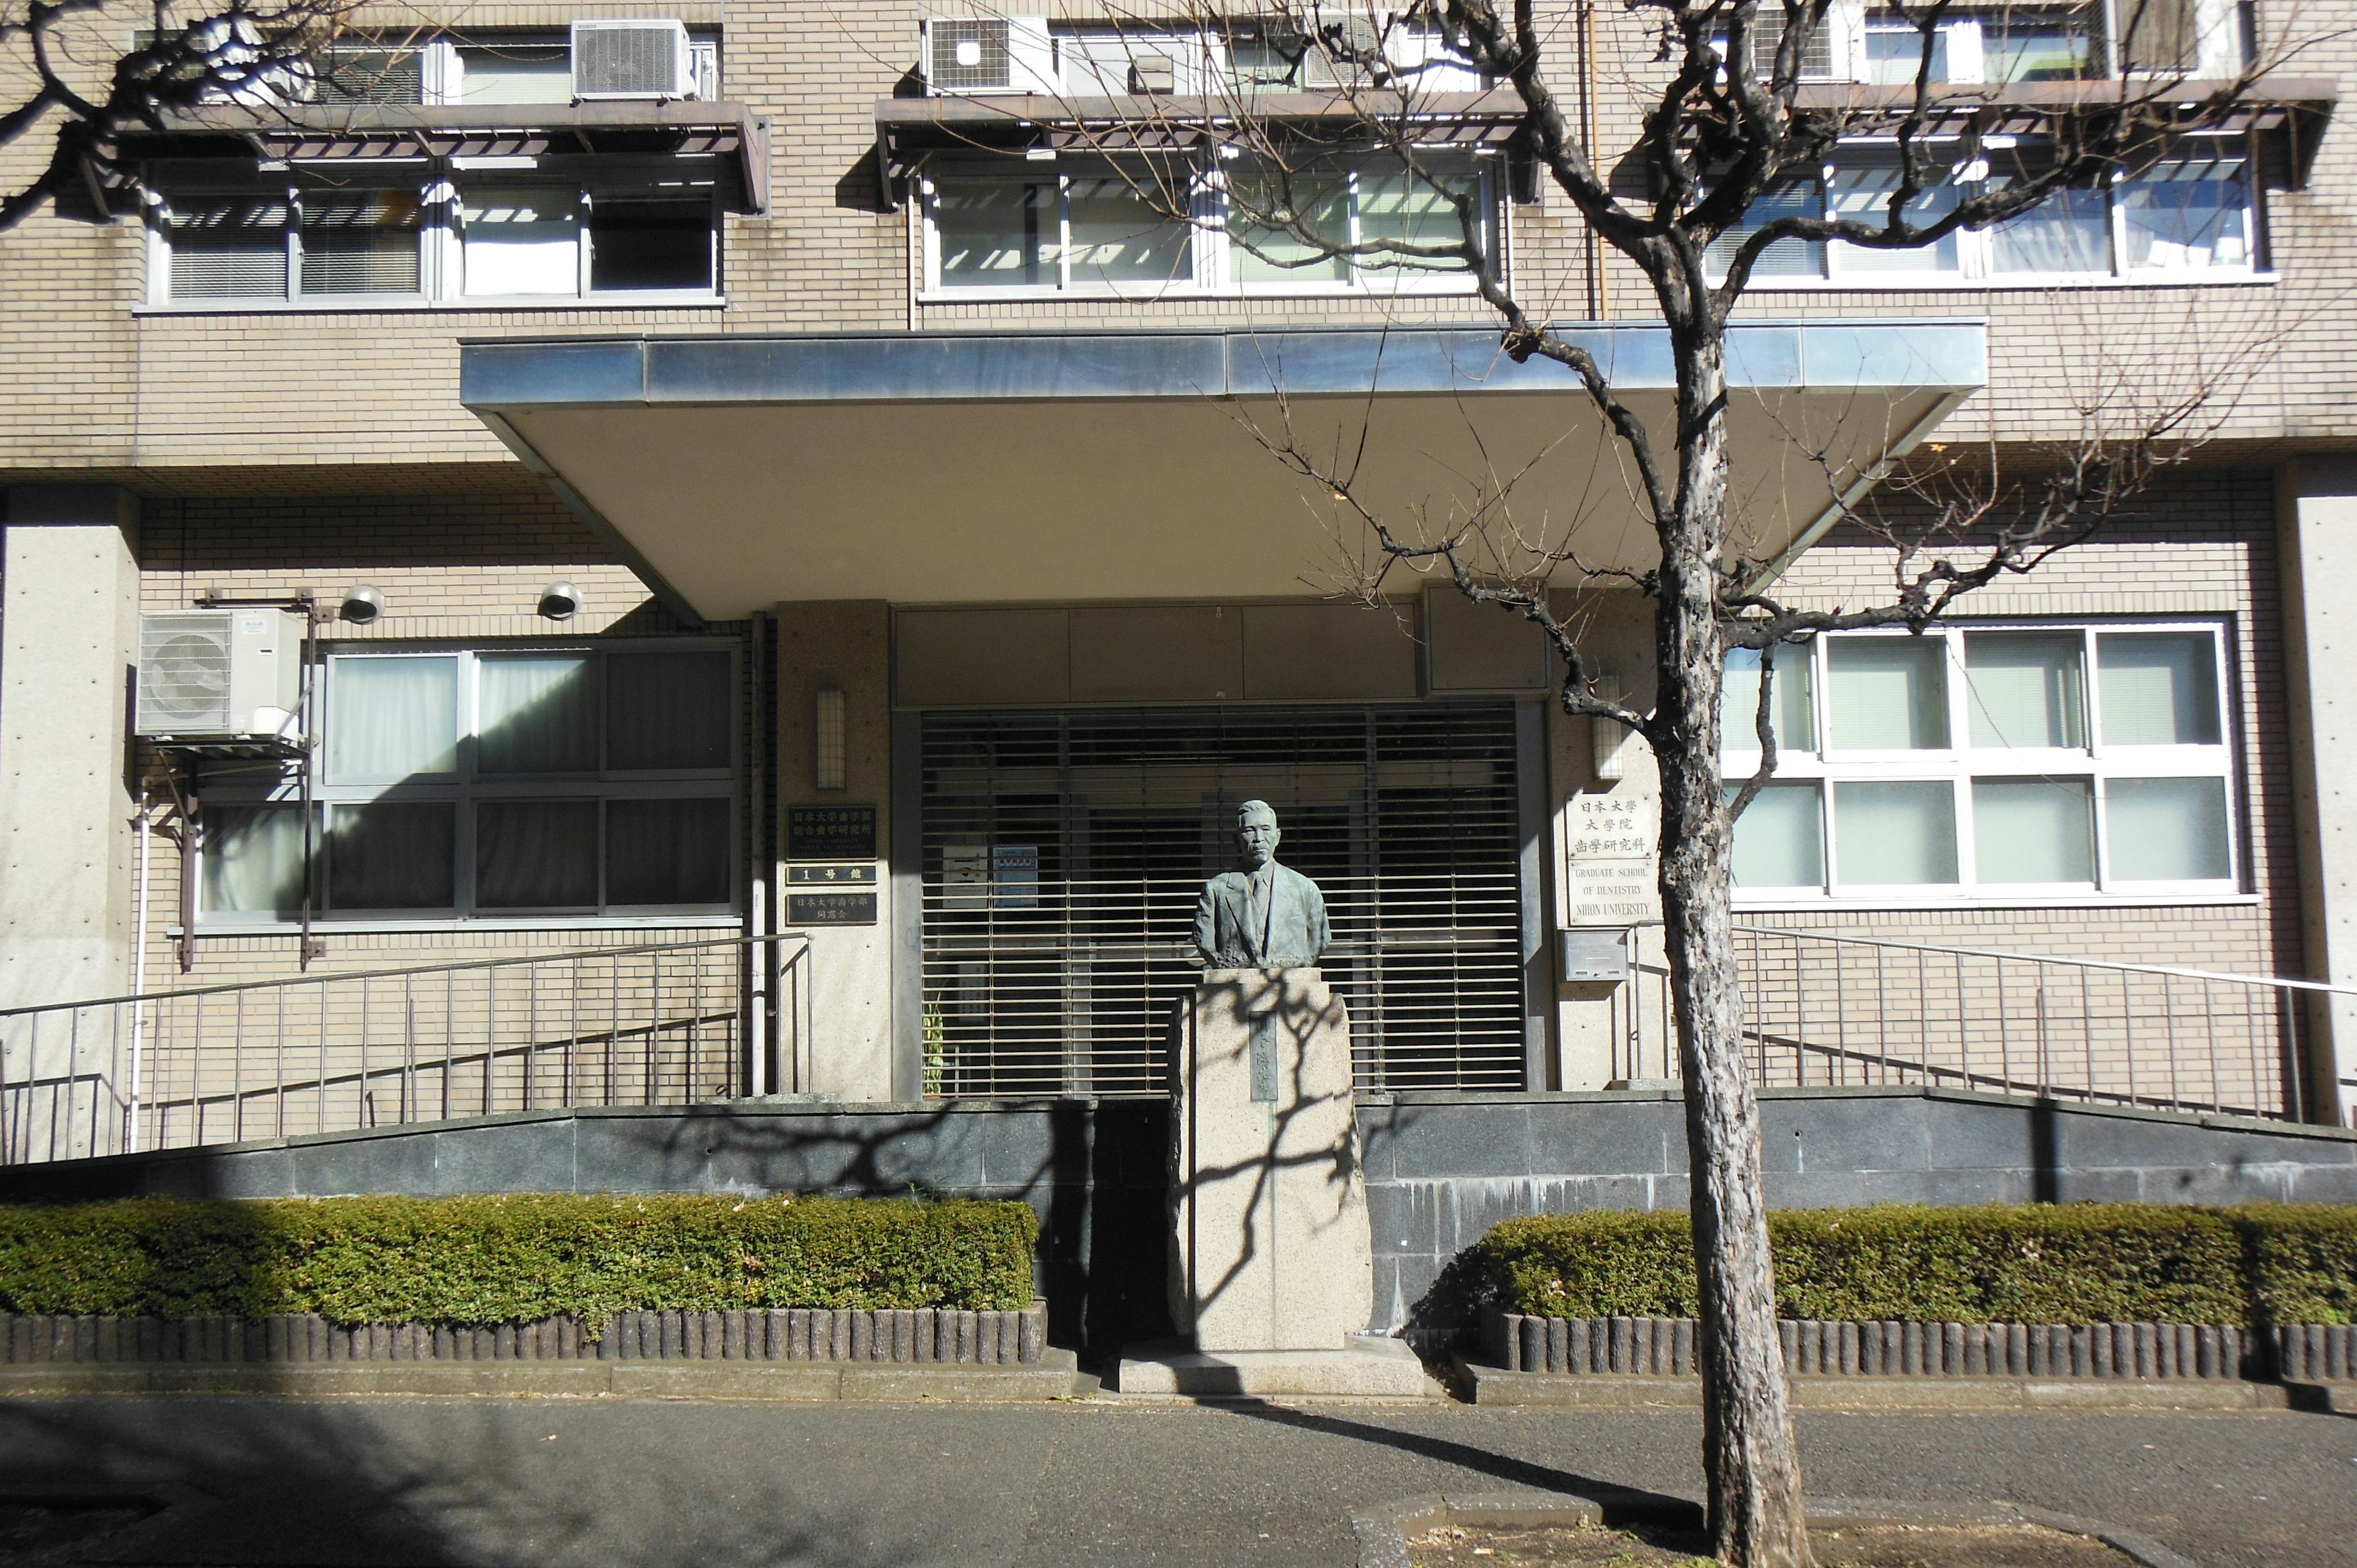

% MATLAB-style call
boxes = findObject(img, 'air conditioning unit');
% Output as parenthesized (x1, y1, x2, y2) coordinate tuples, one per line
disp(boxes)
(571, 20, 696, 101)
(923, 15, 1056, 95)
(136, 611, 302, 742)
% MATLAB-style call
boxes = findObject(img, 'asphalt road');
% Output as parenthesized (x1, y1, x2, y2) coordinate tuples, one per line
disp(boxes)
(0, 1396, 2349, 1568)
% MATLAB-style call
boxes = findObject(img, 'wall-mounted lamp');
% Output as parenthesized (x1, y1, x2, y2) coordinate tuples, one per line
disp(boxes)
(338, 585, 385, 625)
(537, 581, 582, 620)
(814, 684, 846, 791)
(1591, 674, 1639, 782)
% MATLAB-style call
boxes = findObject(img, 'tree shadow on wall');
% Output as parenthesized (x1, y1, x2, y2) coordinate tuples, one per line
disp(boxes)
(628, 1098, 1171, 1362)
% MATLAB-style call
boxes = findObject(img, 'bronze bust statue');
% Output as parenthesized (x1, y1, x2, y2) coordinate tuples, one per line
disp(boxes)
(1193, 800, 1331, 970)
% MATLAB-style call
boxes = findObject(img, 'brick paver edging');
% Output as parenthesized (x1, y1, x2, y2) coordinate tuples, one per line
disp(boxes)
(1487, 1311, 2357, 1382)
(0, 1303, 1047, 1367)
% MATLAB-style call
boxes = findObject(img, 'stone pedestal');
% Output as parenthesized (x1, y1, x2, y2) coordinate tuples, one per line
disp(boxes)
(1168, 969, 1372, 1353)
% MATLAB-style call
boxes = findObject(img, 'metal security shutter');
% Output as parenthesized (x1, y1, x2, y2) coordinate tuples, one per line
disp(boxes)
(920, 703, 1525, 1097)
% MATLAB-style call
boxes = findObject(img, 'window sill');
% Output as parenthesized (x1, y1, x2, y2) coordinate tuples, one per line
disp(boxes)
(1730, 889, 2258, 913)
(182, 913, 743, 937)
(1724, 271, 2275, 293)
(136, 293, 727, 317)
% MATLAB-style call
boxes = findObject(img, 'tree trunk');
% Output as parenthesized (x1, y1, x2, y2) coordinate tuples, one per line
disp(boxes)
(1651, 329, 1814, 1568)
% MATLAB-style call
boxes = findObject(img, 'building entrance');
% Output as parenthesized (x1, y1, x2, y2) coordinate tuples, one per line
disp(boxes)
(918, 703, 1526, 1096)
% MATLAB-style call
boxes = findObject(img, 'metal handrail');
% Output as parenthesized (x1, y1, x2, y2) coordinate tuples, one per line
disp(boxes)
(0, 933, 817, 1165)
(0, 933, 812, 1019)
(1732, 927, 2357, 999)
(1601, 926, 2325, 1124)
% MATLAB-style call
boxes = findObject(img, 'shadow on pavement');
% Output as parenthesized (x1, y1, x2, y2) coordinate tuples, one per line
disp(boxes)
(0, 1399, 907, 1568)
(1218, 1403, 1705, 1529)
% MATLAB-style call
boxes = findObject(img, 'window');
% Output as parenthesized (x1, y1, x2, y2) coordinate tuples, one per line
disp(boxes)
(1214, 20, 1484, 94)
(931, 168, 1197, 292)
(1057, 28, 1210, 95)
(1706, 139, 2261, 284)
(921, 160, 1488, 297)
(1827, 160, 1963, 275)
(287, 33, 721, 106)
(461, 187, 579, 295)
(1702, 180, 1826, 279)
(160, 182, 421, 302)
(1725, 622, 2239, 901)
(303, 46, 427, 104)
(149, 28, 726, 308)
(157, 177, 718, 305)
(1722, 9, 1838, 79)
(454, 41, 573, 104)
(201, 645, 737, 922)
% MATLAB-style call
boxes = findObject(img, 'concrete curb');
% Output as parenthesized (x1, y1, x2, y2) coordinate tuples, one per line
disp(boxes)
(1352, 1491, 2199, 1568)
(0, 1349, 1090, 1402)
(1461, 1361, 2292, 1411)
(0, 1305, 1050, 1369)
(1486, 1311, 2318, 1383)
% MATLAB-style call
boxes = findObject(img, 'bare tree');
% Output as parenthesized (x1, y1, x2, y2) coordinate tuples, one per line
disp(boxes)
(1, 0, 365, 230)
(913, 2, 2303, 1561)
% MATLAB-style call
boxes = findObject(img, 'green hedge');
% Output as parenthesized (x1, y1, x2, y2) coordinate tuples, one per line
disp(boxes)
(0, 1195, 1039, 1326)
(1478, 1203, 2357, 1328)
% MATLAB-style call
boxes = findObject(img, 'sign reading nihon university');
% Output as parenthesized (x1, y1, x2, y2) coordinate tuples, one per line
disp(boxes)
(1565, 794, 1662, 926)
(788, 805, 877, 861)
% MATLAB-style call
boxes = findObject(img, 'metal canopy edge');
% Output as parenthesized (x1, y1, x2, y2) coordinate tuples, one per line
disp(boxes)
(460, 322, 1986, 411)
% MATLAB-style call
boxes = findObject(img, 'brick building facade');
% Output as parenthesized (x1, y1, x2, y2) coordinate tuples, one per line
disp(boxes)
(2, 0, 2352, 1157)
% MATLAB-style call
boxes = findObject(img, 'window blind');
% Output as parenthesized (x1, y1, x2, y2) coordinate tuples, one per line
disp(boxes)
(166, 197, 287, 299)
(299, 191, 422, 295)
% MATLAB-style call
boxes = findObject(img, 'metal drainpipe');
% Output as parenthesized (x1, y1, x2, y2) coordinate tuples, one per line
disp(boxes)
(130, 792, 152, 1153)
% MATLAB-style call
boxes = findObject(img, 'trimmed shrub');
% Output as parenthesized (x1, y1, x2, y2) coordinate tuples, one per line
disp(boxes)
(0, 1194, 1039, 1326)
(2240, 1205, 2357, 1327)
(1479, 1202, 2357, 1328)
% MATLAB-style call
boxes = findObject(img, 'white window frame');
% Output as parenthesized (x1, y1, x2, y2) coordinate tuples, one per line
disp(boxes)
(1031, 21, 1487, 99)
(1724, 618, 2244, 909)
(918, 156, 1496, 301)
(195, 641, 741, 930)
(1705, 132, 2266, 290)
(1756, 0, 2243, 85)
(147, 168, 726, 311)
(144, 174, 435, 306)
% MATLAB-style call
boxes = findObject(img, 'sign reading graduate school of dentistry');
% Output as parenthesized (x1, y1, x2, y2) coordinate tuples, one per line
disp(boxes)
(1565, 793, 1662, 926)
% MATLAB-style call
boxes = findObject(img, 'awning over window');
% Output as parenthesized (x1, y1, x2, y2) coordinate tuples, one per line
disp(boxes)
(459, 322, 1986, 626)
(138, 103, 770, 212)
(1790, 77, 2337, 185)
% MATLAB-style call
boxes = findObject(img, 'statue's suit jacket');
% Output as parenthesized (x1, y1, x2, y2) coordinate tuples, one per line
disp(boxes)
(1193, 862, 1331, 970)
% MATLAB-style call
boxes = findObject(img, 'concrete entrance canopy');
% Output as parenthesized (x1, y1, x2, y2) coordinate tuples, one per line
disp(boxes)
(459, 323, 1985, 625)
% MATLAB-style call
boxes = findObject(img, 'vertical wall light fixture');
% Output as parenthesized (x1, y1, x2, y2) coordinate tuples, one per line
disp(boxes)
(1590, 673, 1638, 782)
(814, 684, 846, 791)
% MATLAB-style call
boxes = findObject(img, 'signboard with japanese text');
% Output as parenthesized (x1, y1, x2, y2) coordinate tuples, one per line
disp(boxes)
(786, 890, 878, 926)
(789, 863, 876, 887)
(1565, 793, 1662, 926)
(787, 805, 877, 862)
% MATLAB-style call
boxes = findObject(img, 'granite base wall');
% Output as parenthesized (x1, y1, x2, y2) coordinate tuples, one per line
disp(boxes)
(2, 1087, 2351, 1343)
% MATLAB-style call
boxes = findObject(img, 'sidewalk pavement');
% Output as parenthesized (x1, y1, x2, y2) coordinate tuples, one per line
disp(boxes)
(0, 1396, 2348, 1568)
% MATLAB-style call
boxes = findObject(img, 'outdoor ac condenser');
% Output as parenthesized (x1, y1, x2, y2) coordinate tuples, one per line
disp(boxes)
(921, 15, 1055, 94)
(135, 611, 302, 742)
(570, 20, 697, 100)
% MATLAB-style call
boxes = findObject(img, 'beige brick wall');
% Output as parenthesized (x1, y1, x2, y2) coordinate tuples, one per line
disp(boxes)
(122, 489, 737, 1001)
(1750, 466, 2297, 972)
(4, 0, 2352, 479)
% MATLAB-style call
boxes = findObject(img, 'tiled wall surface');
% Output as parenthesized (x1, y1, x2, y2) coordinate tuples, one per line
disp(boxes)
(1, 0, 2351, 473)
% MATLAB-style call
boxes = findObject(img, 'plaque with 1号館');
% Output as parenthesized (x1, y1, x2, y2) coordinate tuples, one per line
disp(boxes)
(786, 862, 877, 925)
